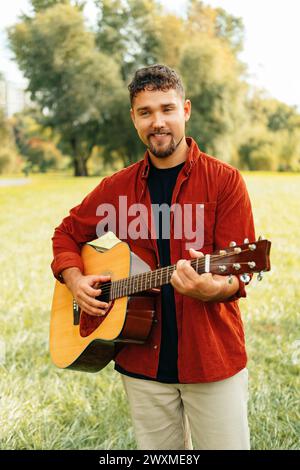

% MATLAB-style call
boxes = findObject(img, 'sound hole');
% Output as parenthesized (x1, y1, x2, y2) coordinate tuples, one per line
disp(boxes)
(95, 281, 111, 304)
(79, 282, 113, 338)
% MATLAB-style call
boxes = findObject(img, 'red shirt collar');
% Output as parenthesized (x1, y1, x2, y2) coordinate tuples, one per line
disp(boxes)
(141, 137, 200, 179)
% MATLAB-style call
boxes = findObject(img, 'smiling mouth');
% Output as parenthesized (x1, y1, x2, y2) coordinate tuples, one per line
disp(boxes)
(150, 133, 171, 138)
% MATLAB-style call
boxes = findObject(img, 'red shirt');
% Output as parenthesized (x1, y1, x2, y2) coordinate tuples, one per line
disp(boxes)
(51, 137, 255, 383)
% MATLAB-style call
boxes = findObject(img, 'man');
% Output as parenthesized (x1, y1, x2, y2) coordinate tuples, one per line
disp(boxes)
(51, 64, 255, 450)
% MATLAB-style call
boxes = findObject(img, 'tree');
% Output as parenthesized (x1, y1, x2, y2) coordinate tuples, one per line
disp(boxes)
(0, 108, 22, 174)
(238, 94, 300, 171)
(12, 110, 68, 173)
(95, 0, 247, 164)
(178, 2, 247, 161)
(9, 1, 123, 175)
(95, 0, 161, 81)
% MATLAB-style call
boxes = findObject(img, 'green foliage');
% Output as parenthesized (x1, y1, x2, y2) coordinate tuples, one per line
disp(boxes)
(12, 110, 69, 173)
(9, 1, 123, 175)
(6, 0, 300, 173)
(238, 94, 300, 171)
(96, 0, 161, 79)
(0, 109, 22, 174)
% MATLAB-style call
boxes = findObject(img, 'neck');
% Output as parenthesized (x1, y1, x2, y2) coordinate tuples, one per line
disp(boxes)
(148, 136, 189, 169)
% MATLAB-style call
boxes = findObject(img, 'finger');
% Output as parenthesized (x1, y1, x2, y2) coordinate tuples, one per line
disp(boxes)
(175, 259, 187, 273)
(174, 260, 189, 285)
(176, 259, 196, 283)
(189, 248, 204, 258)
(180, 260, 200, 281)
(89, 275, 111, 286)
(79, 300, 107, 316)
(79, 292, 109, 309)
(84, 284, 102, 297)
(170, 270, 185, 292)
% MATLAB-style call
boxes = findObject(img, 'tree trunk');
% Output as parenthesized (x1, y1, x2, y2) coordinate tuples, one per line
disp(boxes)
(70, 136, 89, 176)
(74, 155, 88, 176)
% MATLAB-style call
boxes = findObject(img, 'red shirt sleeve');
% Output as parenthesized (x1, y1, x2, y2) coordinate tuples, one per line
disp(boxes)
(214, 167, 256, 300)
(51, 177, 109, 282)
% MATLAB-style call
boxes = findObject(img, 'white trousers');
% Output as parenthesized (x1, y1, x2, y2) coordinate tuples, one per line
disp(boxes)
(121, 368, 250, 450)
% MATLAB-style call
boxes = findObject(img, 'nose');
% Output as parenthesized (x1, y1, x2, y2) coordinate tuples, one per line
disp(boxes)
(152, 112, 166, 130)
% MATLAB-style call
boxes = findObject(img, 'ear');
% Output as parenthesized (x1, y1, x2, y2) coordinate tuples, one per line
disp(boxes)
(183, 99, 191, 123)
(130, 108, 137, 129)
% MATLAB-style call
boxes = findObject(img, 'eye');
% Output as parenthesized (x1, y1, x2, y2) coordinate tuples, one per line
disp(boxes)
(140, 111, 149, 116)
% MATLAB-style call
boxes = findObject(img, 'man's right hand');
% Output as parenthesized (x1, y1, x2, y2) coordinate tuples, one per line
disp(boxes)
(61, 267, 111, 316)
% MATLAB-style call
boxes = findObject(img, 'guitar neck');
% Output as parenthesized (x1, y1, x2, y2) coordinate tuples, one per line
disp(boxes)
(109, 257, 206, 300)
(107, 238, 271, 300)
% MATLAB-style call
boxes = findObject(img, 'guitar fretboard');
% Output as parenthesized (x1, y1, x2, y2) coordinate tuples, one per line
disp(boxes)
(109, 257, 205, 300)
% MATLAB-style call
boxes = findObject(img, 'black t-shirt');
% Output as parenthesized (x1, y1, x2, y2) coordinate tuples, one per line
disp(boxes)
(115, 159, 185, 383)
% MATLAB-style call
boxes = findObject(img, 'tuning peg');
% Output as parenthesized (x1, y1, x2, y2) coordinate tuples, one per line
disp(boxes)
(258, 235, 264, 241)
(249, 244, 256, 251)
(243, 238, 249, 244)
(228, 274, 233, 284)
(240, 273, 251, 283)
(219, 250, 226, 255)
(219, 265, 227, 273)
(257, 271, 264, 281)
(229, 241, 236, 247)
(233, 263, 241, 271)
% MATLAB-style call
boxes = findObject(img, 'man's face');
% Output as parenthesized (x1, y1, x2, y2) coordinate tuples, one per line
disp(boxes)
(130, 88, 191, 158)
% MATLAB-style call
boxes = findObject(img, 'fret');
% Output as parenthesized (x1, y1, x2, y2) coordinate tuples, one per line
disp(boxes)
(110, 282, 114, 301)
(147, 271, 151, 290)
(154, 269, 158, 288)
(142, 271, 146, 293)
(133, 276, 136, 294)
(135, 275, 138, 293)
(167, 265, 170, 284)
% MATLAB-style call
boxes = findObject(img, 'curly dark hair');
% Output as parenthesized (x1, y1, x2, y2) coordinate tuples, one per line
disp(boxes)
(128, 64, 185, 105)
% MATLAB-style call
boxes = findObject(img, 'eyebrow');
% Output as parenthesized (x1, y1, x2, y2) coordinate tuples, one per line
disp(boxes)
(136, 103, 177, 112)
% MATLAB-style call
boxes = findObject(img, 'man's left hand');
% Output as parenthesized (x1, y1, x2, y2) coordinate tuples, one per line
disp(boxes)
(170, 248, 239, 302)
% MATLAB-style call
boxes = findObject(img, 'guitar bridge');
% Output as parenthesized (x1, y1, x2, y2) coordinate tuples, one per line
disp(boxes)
(73, 299, 80, 325)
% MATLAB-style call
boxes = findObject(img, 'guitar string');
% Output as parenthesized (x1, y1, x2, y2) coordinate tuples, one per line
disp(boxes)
(95, 248, 255, 298)
(97, 249, 254, 298)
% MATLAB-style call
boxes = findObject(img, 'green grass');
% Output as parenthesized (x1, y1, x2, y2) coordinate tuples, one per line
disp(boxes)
(0, 172, 299, 449)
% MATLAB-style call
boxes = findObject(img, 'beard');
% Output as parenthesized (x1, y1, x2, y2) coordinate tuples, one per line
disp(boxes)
(147, 132, 183, 158)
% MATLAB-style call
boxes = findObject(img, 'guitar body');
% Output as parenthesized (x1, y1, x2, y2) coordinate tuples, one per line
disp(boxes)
(50, 241, 157, 373)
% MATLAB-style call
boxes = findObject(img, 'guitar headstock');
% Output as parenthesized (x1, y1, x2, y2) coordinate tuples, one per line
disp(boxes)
(211, 237, 271, 282)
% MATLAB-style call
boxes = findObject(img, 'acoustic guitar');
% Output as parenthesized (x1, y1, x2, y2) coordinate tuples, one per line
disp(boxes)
(50, 237, 271, 373)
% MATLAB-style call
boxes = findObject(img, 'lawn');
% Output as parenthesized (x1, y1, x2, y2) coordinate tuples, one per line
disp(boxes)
(0, 172, 299, 449)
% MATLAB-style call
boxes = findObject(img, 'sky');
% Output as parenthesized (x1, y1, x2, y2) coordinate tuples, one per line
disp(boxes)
(0, 0, 299, 108)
